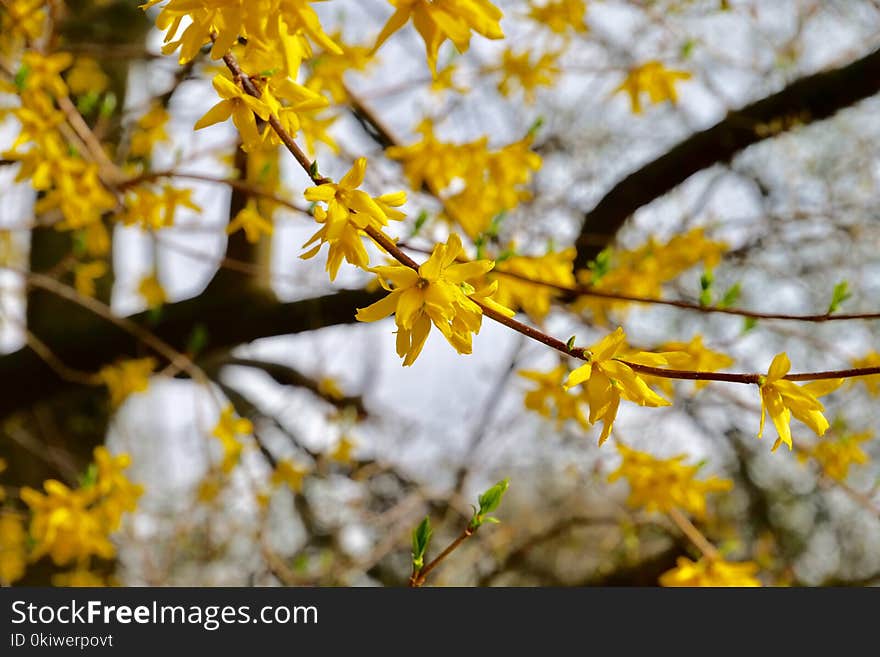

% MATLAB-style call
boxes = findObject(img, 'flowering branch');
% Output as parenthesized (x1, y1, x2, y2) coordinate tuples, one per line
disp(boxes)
(217, 48, 880, 389)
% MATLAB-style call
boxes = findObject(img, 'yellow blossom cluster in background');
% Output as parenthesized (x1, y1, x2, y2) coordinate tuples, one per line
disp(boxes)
(659, 556, 761, 587)
(608, 443, 732, 518)
(575, 229, 727, 324)
(96, 358, 157, 408)
(387, 121, 542, 238)
(16, 448, 142, 580)
(615, 61, 692, 114)
(490, 249, 576, 322)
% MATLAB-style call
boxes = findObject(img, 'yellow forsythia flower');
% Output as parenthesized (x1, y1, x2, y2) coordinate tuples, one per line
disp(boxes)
(138, 272, 167, 309)
(74, 261, 107, 298)
(212, 405, 253, 473)
(642, 334, 734, 397)
(194, 75, 272, 151)
(527, 0, 589, 35)
(21, 447, 142, 567)
(271, 459, 309, 492)
(851, 351, 880, 395)
(0, 513, 28, 585)
(660, 557, 761, 587)
(575, 229, 727, 325)
(119, 185, 200, 230)
(66, 57, 109, 96)
(608, 443, 732, 518)
(302, 157, 406, 280)
(493, 49, 560, 103)
(305, 34, 374, 104)
(563, 327, 671, 444)
(52, 569, 109, 587)
(97, 358, 157, 407)
(228, 202, 274, 244)
(356, 233, 512, 366)
(129, 103, 170, 159)
(386, 123, 541, 238)
(373, 0, 504, 75)
(491, 249, 576, 322)
(519, 365, 590, 429)
(758, 353, 842, 452)
(329, 436, 356, 465)
(143, 0, 340, 64)
(809, 431, 872, 481)
(616, 60, 692, 114)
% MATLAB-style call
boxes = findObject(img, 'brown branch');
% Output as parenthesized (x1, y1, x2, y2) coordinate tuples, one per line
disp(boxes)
(0, 284, 381, 418)
(220, 356, 369, 419)
(667, 508, 719, 560)
(410, 525, 474, 587)
(574, 46, 880, 270)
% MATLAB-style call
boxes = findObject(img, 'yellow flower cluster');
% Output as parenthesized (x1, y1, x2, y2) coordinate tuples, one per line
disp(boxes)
(301, 157, 407, 280)
(306, 34, 374, 105)
(492, 49, 560, 103)
(527, 0, 589, 35)
(757, 353, 841, 451)
(212, 405, 253, 473)
(0, 0, 46, 49)
(356, 233, 512, 365)
(575, 228, 727, 324)
(129, 103, 171, 160)
(272, 459, 309, 492)
(490, 248, 576, 322)
(144, 0, 340, 66)
(387, 121, 542, 238)
(806, 431, 872, 481)
(20, 447, 143, 567)
(0, 512, 28, 585)
(373, 0, 504, 74)
(147, 1, 337, 153)
(97, 358, 157, 408)
(519, 364, 590, 429)
(659, 556, 761, 587)
(118, 184, 201, 230)
(851, 351, 880, 395)
(2, 53, 116, 231)
(616, 61, 692, 114)
(194, 73, 326, 153)
(608, 443, 732, 518)
(643, 334, 734, 397)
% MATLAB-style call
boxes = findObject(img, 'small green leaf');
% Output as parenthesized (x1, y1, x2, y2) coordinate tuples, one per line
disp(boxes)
(699, 269, 714, 306)
(496, 247, 516, 263)
(79, 463, 98, 489)
(186, 323, 209, 356)
(566, 335, 577, 351)
(14, 65, 30, 91)
(827, 280, 851, 314)
(718, 282, 741, 309)
(681, 39, 696, 59)
(309, 160, 319, 178)
(587, 248, 613, 284)
(76, 91, 100, 115)
(411, 210, 429, 236)
(470, 478, 510, 530)
(528, 116, 544, 137)
(411, 516, 432, 571)
(742, 317, 758, 334)
(99, 92, 118, 119)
